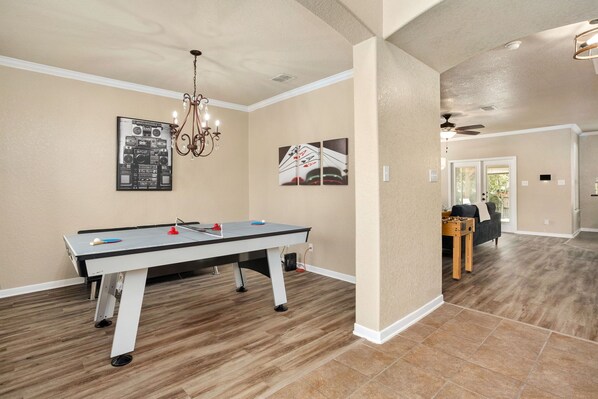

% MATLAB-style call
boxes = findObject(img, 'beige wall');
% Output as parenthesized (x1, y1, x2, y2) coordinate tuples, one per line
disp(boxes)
(440, 129, 575, 235)
(377, 40, 441, 328)
(353, 38, 382, 330)
(354, 37, 441, 332)
(0, 66, 249, 289)
(248, 80, 355, 276)
(580, 134, 598, 229)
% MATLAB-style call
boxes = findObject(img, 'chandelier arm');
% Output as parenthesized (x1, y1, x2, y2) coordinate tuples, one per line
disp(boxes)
(192, 104, 205, 157)
(198, 132, 215, 157)
(177, 133, 193, 156)
(171, 103, 194, 156)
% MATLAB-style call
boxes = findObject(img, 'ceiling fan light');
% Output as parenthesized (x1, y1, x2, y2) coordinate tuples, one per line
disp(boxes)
(587, 33, 598, 46)
(440, 130, 457, 139)
(574, 27, 598, 60)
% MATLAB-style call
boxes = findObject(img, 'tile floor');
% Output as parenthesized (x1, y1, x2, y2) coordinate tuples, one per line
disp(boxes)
(267, 304, 598, 398)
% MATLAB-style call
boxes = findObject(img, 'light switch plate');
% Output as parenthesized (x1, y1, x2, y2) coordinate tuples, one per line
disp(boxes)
(557, 179, 565, 186)
(382, 165, 390, 182)
(429, 169, 438, 182)
(521, 180, 529, 186)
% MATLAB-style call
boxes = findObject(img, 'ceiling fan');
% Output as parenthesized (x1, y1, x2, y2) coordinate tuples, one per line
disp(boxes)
(440, 113, 485, 139)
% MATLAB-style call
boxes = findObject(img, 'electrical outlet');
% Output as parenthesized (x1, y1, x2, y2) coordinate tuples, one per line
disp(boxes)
(544, 219, 550, 225)
(308, 243, 313, 252)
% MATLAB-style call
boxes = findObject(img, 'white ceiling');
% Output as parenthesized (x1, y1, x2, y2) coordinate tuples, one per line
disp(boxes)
(0, 0, 597, 134)
(0, 0, 353, 106)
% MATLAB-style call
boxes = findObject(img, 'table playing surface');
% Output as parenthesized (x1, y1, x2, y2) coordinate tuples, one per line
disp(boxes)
(64, 222, 310, 261)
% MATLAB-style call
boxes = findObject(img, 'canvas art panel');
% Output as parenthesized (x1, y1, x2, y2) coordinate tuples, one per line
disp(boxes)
(322, 138, 348, 185)
(297, 142, 321, 185)
(278, 145, 298, 185)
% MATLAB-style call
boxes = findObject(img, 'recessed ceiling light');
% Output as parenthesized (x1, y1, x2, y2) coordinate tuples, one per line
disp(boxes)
(480, 105, 497, 111)
(590, 18, 598, 25)
(504, 40, 522, 50)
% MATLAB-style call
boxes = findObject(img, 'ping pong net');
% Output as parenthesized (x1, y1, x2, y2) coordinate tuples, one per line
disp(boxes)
(176, 218, 224, 238)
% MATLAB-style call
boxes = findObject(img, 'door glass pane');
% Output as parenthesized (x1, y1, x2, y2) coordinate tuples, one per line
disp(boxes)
(454, 166, 477, 204)
(486, 166, 510, 222)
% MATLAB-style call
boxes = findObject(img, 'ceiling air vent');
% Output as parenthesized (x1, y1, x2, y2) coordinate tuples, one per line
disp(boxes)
(271, 73, 296, 83)
(480, 105, 497, 112)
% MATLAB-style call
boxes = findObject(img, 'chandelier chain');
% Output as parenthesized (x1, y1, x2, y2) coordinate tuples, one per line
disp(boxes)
(193, 54, 197, 98)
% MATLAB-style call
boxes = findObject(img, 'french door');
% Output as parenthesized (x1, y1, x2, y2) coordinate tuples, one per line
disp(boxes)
(450, 157, 517, 232)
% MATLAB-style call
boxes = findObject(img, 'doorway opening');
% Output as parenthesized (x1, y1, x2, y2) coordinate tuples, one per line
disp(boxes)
(449, 157, 517, 232)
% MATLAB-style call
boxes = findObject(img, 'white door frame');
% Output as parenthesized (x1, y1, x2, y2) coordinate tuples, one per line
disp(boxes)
(449, 156, 517, 233)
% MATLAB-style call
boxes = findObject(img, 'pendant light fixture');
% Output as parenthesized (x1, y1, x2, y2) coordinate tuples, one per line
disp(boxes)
(170, 50, 221, 158)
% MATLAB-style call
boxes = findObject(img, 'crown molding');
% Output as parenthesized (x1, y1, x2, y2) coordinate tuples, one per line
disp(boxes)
(0, 55, 353, 113)
(446, 124, 583, 142)
(247, 69, 353, 112)
(0, 55, 248, 112)
(580, 131, 598, 137)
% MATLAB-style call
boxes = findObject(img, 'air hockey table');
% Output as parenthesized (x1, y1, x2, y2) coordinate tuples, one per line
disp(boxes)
(63, 221, 311, 366)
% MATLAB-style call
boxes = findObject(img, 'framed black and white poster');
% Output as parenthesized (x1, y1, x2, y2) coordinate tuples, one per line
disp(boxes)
(116, 116, 173, 191)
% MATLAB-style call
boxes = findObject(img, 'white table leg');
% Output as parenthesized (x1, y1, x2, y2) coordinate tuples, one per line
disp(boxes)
(95, 273, 118, 322)
(266, 248, 287, 311)
(110, 268, 148, 363)
(90, 280, 97, 300)
(232, 263, 247, 292)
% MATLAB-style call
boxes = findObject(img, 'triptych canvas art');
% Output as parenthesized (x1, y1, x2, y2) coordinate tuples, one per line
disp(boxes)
(278, 138, 348, 186)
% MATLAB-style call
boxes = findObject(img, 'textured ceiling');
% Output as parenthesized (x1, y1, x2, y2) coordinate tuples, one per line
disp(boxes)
(1, 0, 597, 134)
(440, 21, 598, 134)
(387, 0, 598, 73)
(384, 0, 598, 134)
(0, 0, 353, 105)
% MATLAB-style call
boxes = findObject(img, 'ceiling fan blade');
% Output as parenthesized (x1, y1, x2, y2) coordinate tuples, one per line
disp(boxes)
(456, 124, 484, 130)
(457, 130, 480, 135)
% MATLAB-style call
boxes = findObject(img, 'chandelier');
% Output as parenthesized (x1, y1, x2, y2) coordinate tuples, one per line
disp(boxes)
(170, 50, 221, 158)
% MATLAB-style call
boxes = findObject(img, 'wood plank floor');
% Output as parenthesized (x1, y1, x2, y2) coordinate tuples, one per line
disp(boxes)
(0, 268, 358, 399)
(443, 232, 598, 342)
(1, 233, 597, 398)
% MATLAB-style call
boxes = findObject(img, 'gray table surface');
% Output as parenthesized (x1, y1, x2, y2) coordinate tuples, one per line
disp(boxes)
(64, 221, 310, 258)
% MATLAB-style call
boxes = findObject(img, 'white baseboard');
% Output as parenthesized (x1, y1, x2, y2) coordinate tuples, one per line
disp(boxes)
(515, 230, 574, 239)
(0, 277, 85, 299)
(353, 294, 444, 344)
(0, 263, 359, 298)
(580, 227, 598, 233)
(304, 264, 356, 284)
